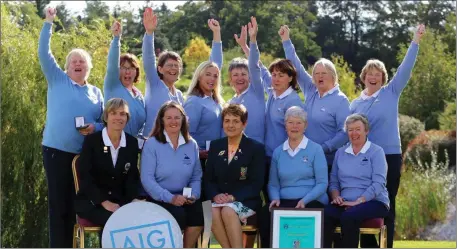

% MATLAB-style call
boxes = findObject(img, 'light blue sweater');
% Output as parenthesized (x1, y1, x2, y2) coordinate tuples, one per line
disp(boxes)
(268, 138, 329, 205)
(249, 43, 303, 157)
(104, 36, 146, 137)
(329, 141, 390, 207)
(140, 137, 202, 203)
(283, 40, 350, 164)
(350, 42, 419, 155)
(228, 43, 266, 144)
(38, 22, 104, 154)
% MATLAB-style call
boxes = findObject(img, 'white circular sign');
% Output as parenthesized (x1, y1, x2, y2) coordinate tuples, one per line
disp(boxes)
(102, 202, 183, 248)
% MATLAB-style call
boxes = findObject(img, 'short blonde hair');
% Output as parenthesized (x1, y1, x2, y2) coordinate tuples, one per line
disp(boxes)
(360, 59, 388, 85)
(186, 61, 224, 104)
(103, 98, 130, 126)
(312, 58, 338, 85)
(64, 48, 93, 80)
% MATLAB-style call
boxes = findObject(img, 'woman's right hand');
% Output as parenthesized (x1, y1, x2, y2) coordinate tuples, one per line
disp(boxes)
(45, 7, 56, 23)
(199, 150, 209, 159)
(269, 200, 280, 211)
(143, 7, 158, 35)
(171, 195, 187, 206)
(101, 200, 120, 212)
(234, 25, 248, 48)
(111, 21, 122, 37)
(247, 16, 258, 42)
(278, 25, 290, 42)
(331, 196, 344, 205)
(213, 193, 230, 204)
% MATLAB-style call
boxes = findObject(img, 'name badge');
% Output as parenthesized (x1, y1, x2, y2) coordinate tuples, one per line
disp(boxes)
(361, 157, 369, 166)
(239, 167, 247, 180)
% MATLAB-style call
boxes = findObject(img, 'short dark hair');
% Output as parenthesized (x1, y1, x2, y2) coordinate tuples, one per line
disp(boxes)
(222, 104, 248, 124)
(150, 101, 190, 144)
(157, 51, 183, 80)
(268, 59, 299, 91)
(120, 53, 141, 83)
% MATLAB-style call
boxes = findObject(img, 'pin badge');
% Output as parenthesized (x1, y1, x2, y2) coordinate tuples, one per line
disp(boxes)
(103, 146, 108, 153)
(218, 150, 225, 156)
(124, 162, 131, 174)
(321, 107, 326, 112)
(234, 156, 238, 160)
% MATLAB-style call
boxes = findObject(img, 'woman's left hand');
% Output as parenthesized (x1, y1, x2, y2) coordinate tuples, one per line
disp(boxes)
(185, 196, 196, 205)
(79, 123, 95, 136)
(342, 201, 358, 209)
(295, 200, 305, 208)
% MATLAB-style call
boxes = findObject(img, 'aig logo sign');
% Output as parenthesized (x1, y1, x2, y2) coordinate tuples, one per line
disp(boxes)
(102, 202, 183, 248)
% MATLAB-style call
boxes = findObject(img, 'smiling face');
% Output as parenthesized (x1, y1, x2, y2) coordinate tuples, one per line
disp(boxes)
(229, 67, 250, 94)
(312, 63, 334, 93)
(286, 116, 307, 140)
(363, 68, 383, 94)
(106, 106, 129, 132)
(198, 66, 219, 96)
(163, 107, 183, 135)
(158, 58, 181, 84)
(223, 113, 246, 138)
(67, 54, 89, 83)
(119, 61, 137, 87)
(347, 120, 368, 146)
(271, 69, 292, 95)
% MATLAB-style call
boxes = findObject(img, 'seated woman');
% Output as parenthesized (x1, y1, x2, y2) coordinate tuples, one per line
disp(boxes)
(323, 113, 390, 248)
(75, 98, 142, 227)
(140, 101, 203, 248)
(204, 104, 265, 248)
(260, 106, 328, 246)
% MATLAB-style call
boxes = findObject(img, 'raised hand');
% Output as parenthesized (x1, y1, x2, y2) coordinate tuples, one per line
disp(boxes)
(143, 7, 158, 35)
(278, 25, 290, 42)
(234, 25, 248, 48)
(208, 19, 222, 42)
(247, 16, 258, 42)
(208, 19, 221, 32)
(111, 21, 122, 37)
(413, 24, 425, 44)
(45, 7, 57, 23)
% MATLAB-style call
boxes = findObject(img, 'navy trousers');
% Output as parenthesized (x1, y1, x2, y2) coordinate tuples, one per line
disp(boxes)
(323, 200, 389, 248)
(42, 146, 77, 248)
(361, 154, 401, 248)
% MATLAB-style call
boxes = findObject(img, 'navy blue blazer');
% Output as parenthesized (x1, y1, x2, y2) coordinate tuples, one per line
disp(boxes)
(204, 134, 265, 211)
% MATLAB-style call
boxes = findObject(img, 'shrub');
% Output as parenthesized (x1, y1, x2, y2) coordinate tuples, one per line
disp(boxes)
(399, 114, 425, 154)
(439, 101, 456, 130)
(396, 151, 455, 239)
(403, 130, 456, 170)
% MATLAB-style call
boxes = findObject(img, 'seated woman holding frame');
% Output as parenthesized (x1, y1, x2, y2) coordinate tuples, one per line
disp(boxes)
(75, 98, 142, 227)
(204, 104, 265, 248)
(323, 113, 389, 248)
(140, 101, 203, 248)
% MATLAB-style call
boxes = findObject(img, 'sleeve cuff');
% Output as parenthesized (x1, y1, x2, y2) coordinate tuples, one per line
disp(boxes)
(322, 143, 331, 153)
(163, 192, 174, 203)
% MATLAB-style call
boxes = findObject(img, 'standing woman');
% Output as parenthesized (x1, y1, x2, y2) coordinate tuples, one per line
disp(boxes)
(279, 25, 350, 171)
(227, 26, 265, 144)
(75, 98, 142, 227)
(103, 20, 146, 137)
(142, 8, 222, 136)
(204, 104, 265, 248)
(38, 7, 104, 247)
(183, 19, 224, 162)
(141, 101, 203, 248)
(351, 24, 425, 248)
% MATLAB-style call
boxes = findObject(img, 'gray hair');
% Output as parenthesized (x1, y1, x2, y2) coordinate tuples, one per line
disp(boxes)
(64, 48, 93, 80)
(228, 57, 248, 73)
(312, 58, 338, 86)
(344, 113, 370, 132)
(285, 106, 307, 123)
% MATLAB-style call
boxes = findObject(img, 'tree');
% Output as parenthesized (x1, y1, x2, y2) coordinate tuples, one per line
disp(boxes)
(439, 101, 456, 130)
(331, 54, 361, 101)
(54, 3, 76, 31)
(33, 0, 50, 17)
(398, 29, 456, 130)
(182, 36, 211, 75)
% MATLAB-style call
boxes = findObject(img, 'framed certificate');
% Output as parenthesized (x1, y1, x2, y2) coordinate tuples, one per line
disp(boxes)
(270, 208, 323, 248)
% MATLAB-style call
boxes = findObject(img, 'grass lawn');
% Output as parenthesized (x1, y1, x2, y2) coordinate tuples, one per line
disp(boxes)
(207, 240, 456, 248)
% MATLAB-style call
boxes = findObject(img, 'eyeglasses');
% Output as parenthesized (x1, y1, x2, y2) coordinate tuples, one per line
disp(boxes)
(120, 67, 136, 71)
(163, 64, 180, 69)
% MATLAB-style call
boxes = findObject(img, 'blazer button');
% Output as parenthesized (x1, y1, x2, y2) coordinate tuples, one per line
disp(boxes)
(108, 191, 112, 195)
(112, 177, 115, 180)
(224, 182, 228, 185)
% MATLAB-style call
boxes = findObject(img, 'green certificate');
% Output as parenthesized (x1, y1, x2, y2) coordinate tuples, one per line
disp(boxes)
(279, 216, 316, 248)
